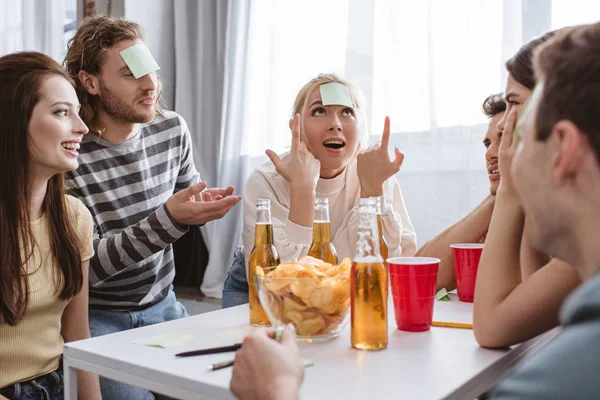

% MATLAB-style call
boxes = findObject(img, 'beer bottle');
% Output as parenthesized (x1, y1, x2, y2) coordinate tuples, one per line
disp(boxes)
(248, 199, 280, 326)
(308, 198, 338, 264)
(351, 197, 388, 350)
(375, 196, 389, 269)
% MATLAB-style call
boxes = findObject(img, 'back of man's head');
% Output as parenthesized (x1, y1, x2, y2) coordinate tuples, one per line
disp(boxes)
(64, 15, 144, 126)
(533, 22, 600, 162)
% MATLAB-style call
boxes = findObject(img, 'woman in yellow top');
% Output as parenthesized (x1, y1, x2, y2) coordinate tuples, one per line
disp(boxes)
(0, 52, 101, 399)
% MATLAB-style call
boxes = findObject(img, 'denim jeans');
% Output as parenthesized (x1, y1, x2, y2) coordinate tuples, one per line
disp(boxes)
(222, 246, 249, 308)
(0, 367, 63, 400)
(89, 290, 188, 400)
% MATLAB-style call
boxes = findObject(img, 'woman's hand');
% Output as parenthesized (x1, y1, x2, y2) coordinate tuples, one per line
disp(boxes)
(267, 114, 320, 191)
(357, 116, 404, 197)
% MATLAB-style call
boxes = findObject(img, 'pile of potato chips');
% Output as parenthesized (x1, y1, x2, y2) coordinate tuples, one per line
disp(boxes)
(256, 256, 351, 336)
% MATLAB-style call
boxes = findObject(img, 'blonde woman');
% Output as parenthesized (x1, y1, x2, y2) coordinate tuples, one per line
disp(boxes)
(223, 73, 417, 307)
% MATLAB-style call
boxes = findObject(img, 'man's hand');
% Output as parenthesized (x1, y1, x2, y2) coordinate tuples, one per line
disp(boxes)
(166, 182, 241, 226)
(230, 325, 304, 400)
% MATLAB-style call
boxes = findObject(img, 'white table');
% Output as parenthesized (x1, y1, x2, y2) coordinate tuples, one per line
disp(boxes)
(64, 294, 558, 399)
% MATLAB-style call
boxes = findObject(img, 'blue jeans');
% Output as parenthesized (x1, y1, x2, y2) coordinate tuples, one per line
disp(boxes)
(222, 247, 249, 308)
(89, 290, 188, 400)
(0, 367, 63, 400)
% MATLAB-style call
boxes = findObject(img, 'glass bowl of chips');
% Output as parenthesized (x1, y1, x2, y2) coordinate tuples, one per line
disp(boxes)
(255, 256, 351, 342)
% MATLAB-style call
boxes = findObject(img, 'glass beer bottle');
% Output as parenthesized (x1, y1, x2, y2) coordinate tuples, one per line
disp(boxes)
(375, 196, 389, 269)
(308, 198, 338, 264)
(351, 197, 388, 350)
(248, 199, 280, 326)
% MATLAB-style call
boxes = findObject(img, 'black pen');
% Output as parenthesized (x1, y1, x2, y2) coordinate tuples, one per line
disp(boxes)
(175, 343, 242, 357)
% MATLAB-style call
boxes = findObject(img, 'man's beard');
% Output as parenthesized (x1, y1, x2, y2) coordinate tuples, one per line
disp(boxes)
(98, 80, 155, 124)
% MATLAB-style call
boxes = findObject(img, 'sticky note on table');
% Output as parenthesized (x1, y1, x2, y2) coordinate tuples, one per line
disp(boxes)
(436, 288, 451, 301)
(119, 43, 160, 79)
(134, 333, 195, 348)
(319, 82, 353, 108)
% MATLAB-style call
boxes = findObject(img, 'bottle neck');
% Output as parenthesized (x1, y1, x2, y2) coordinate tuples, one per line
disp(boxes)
(314, 206, 330, 223)
(312, 220, 332, 243)
(255, 208, 274, 244)
(354, 206, 381, 260)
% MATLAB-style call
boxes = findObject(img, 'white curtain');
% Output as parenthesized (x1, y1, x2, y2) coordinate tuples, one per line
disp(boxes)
(0, 0, 67, 61)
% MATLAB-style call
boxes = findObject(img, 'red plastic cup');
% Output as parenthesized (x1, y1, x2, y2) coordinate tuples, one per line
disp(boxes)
(450, 243, 484, 303)
(387, 257, 440, 332)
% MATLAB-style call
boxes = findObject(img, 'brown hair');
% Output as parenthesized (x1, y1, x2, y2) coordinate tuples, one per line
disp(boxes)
(0, 52, 84, 326)
(292, 73, 369, 151)
(506, 31, 556, 89)
(533, 22, 600, 160)
(482, 93, 507, 118)
(64, 15, 163, 129)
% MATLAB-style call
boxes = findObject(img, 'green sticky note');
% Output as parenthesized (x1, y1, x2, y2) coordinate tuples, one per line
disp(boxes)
(133, 333, 195, 348)
(119, 43, 160, 79)
(319, 82, 353, 108)
(302, 359, 314, 368)
(436, 288, 451, 302)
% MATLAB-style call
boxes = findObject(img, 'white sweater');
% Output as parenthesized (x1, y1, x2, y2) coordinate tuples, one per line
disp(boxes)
(242, 157, 417, 273)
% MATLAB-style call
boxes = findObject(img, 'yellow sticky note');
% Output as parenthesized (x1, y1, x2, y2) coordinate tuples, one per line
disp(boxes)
(133, 333, 195, 348)
(119, 43, 160, 79)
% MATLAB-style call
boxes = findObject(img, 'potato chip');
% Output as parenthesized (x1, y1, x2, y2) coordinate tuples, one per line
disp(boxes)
(283, 310, 304, 324)
(282, 295, 307, 313)
(290, 277, 319, 299)
(297, 315, 326, 336)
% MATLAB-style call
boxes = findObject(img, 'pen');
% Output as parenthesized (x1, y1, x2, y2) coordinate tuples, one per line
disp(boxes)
(206, 359, 235, 371)
(175, 343, 242, 357)
(205, 326, 286, 371)
(431, 321, 473, 329)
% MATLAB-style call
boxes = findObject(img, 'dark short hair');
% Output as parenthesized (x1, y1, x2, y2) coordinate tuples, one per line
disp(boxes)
(482, 93, 506, 118)
(506, 31, 556, 89)
(533, 22, 600, 163)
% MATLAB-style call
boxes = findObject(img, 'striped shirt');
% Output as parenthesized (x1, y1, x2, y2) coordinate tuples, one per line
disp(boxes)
(65, 111, 200, 310)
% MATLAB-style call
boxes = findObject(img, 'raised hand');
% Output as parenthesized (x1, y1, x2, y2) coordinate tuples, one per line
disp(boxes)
(266, 113, 321, 190)
(166, 182, 241, 226)
(497, 108, 520, 197)
(357, 116, 404, 197)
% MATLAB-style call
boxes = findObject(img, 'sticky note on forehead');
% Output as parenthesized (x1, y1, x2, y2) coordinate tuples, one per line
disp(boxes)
(319, 82, 353, 108)
(119, 43, 160, 79)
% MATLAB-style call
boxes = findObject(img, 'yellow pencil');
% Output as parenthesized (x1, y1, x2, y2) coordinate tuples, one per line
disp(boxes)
(431, 321, 473, 329)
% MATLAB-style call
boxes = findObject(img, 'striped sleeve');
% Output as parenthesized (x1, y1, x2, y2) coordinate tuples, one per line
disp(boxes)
(64, 112, 199, 308)
(85, 203, 185, 287)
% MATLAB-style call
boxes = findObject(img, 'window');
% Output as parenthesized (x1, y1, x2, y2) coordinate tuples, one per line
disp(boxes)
(63, 0, 78, 54)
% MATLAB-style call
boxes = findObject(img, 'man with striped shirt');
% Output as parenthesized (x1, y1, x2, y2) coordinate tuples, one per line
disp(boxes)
(64, 15, 241, 400)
